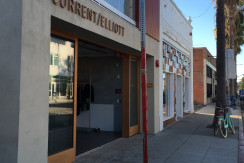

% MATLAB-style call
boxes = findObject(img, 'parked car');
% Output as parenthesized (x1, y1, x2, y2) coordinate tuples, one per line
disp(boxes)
(240, 93, 244, 100)
(240, 89, 244, 95)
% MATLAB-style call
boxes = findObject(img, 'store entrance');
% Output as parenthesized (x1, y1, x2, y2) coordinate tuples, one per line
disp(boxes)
(76, 40, 123, 155)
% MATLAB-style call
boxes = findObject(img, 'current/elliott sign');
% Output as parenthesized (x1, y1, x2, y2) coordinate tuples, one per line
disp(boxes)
(53, 0, 125, 36)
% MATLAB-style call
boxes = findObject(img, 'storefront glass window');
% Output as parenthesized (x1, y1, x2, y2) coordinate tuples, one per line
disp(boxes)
(54, 54, 59, 66)
(163, 73, 169, 117)
(48, 35, 74, 156)
(130, 59, 138, 127)
(103, 0, 136, 21)
(50, 54, 53, 65)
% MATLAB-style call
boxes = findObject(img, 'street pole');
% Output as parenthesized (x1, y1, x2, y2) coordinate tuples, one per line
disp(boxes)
(140, 0, 148, 162)
(227, 53, 230, 106)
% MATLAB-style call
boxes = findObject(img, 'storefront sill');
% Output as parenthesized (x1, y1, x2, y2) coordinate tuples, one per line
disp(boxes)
(163, 116, 174, 121)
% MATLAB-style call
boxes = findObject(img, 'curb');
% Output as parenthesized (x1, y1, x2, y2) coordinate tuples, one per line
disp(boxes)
(239, 108, 244, 163)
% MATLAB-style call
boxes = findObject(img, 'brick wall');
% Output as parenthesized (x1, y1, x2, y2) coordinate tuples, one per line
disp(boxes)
(193, 47, 216, 105)
(193, 48, 204, 105)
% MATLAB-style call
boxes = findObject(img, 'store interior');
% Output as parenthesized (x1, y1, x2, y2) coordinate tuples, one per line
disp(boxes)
(76, 40, 123, 155)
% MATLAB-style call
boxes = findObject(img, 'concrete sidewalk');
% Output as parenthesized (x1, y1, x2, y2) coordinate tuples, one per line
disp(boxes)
(74, 104, 240, 163)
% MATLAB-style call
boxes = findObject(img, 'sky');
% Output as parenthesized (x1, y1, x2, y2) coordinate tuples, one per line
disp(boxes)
(173, 0, 244, 82)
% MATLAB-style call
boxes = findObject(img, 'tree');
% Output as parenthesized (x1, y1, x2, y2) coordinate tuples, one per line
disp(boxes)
(216, 0, 227, 108)
(238, 77, 244, 89)
(213, 0, 244, 96)
(225, 0, 244, 96)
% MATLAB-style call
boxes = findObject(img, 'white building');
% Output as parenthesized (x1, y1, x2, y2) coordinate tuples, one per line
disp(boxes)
(159, 0, 194, 130)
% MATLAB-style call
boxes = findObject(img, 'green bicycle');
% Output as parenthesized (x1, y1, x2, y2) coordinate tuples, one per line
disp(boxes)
(214, 107, 235, 138)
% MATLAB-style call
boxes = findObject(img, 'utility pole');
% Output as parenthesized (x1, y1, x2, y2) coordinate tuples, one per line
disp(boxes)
(140, 0, 148, 162)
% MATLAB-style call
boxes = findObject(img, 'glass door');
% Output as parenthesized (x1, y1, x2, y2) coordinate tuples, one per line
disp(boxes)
(129, 57, 140, 137)
(48, 32, 77, 163)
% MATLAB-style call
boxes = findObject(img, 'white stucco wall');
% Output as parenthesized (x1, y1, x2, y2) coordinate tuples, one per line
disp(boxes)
(0, 1, 22, 162)
(162, 0, 192, 56)
(159, 0, 193, 131)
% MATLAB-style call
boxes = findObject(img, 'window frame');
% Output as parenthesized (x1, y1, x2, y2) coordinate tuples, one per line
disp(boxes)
(206, 65, 212, 78)
(92, 0, 136, 25)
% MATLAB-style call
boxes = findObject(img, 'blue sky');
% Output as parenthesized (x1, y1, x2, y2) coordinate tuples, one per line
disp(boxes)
(173, 0, 216, 56)
(173, 0, 244, 81)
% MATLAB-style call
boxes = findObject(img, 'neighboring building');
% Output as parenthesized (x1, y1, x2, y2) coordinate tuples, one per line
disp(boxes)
(0, 0, 193, 163)
(159, 0, 193, 128)
(193, 47, 217, 105)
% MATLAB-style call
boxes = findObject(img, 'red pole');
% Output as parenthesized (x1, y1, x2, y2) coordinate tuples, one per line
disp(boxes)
(140, 0, 148, 162)
(141, 46, 148, 163)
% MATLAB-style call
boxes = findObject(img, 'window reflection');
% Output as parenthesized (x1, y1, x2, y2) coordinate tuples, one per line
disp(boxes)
(48, 35, 74, 156)
(104, 0, 136, 20)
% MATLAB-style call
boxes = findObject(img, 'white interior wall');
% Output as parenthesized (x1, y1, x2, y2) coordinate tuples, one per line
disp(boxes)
(90, 104, 114, 131)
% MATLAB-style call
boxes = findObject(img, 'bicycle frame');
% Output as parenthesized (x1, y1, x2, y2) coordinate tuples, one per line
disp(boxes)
(217, 111, 229, 129)
(225, 112, 231, 128)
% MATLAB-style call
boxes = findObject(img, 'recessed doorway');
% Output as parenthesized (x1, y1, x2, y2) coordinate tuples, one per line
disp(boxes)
(76, 40, 123, 155)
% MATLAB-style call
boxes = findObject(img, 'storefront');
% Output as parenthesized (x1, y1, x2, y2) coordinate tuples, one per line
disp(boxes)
(0, 0, 161, 162)
(48, 30, 141, 162)
(1, 0, 193, 163)
(161, 42, 192, 127)
(47, 4, 160, 163)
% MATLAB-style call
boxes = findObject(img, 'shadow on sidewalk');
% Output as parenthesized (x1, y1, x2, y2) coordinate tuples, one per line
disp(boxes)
(74, 103, 240, 163)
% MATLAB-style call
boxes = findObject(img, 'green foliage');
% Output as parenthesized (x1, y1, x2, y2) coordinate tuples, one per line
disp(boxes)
(238, 77, 244, 89)
(213, 0, 244, 55)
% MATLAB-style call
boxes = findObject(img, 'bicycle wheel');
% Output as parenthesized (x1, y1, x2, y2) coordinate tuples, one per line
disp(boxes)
(219, 120, 227, 138)
(228, 118, 235, 134)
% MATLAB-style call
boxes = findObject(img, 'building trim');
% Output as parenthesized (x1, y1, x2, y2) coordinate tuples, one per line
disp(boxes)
(163, 35, 191, 56)
(206, 60, 216, 71)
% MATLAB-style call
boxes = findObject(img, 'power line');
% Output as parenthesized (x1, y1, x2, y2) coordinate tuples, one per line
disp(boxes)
(191, 1, 213, 19)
